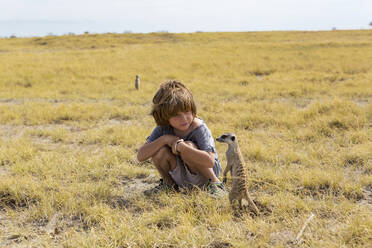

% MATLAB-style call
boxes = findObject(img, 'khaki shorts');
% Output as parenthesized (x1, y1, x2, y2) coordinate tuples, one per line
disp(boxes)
(168, 157, 209, 189)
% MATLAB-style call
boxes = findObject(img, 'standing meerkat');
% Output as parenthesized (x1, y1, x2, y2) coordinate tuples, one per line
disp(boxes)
(135, 75, 140, 90)
(216, 133, 260, 215)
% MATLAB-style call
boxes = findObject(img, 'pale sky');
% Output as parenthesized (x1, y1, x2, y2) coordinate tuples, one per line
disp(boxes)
(0, 0, 371, 37)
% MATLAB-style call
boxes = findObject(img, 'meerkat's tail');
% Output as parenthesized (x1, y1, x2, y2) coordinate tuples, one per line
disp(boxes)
(245, 189, 260, 215)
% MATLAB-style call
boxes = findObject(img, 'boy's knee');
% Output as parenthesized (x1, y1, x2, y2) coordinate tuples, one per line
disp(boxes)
(184, 141, 197, 149)
(152, 146, 172, 163)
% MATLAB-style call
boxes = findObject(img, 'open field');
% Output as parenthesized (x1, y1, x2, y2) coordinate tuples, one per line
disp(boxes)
(0, 30, 371, 247)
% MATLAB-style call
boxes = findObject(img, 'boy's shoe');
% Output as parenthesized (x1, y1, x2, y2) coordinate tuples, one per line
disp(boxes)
(144, 179, 179, 196)
(206, 180, 227, 198)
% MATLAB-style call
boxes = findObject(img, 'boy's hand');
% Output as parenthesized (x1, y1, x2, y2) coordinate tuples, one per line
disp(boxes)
(162, 135, 180, 147)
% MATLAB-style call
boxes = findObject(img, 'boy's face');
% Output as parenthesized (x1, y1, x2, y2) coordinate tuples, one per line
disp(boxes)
(169, 111, 194, 131)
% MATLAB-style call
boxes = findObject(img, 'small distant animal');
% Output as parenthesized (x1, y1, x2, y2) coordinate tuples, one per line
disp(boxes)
(216, 133, 260, 215)
(135, 75, 140, 90)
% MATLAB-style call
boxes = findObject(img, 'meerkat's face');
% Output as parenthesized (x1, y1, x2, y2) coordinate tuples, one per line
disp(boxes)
(216, 133, 237, 144)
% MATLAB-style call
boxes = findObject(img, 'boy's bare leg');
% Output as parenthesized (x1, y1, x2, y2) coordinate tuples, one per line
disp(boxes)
(181, 141, 220, 182)
(152, 146, 177, 185)
(192, 166, 220, 182)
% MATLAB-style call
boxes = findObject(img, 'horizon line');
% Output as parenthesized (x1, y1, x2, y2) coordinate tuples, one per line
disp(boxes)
(2, 28, 372, 39)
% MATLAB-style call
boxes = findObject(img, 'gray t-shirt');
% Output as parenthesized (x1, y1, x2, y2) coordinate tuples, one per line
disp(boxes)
(146, 119, 222, 177)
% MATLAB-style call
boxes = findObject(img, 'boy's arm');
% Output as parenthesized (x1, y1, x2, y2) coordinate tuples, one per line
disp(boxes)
(137, 135, 179, 162)
(177, 142, 215, 169)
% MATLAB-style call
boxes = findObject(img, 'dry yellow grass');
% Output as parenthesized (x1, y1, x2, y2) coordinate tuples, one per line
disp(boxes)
(0, 30, 371, 247)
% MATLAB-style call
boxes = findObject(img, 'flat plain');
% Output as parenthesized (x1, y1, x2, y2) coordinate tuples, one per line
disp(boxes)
(0, 30, 371, 247)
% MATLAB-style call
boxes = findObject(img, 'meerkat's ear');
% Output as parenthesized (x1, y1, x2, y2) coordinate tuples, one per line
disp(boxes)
(231, 135, 236, 141)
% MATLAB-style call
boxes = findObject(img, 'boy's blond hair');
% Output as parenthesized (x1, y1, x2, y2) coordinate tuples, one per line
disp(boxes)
(151, 80, 197, 126)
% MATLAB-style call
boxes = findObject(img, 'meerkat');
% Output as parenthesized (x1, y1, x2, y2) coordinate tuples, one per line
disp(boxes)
(216, 133, 260, 215)
(135, 75, 140, 90)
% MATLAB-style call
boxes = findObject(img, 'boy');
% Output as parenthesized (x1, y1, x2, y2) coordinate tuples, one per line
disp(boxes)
(137, 80, 226, 197)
